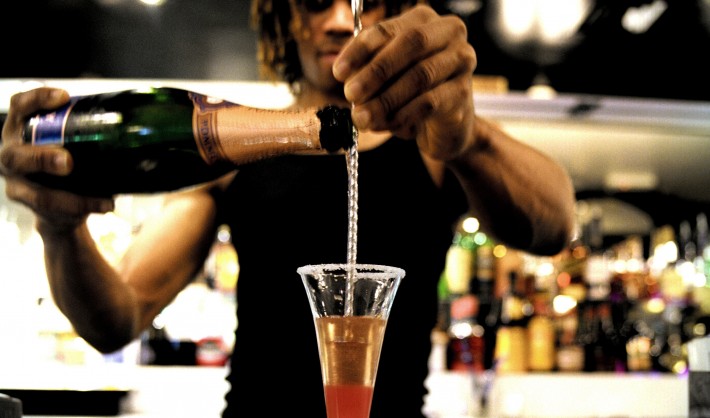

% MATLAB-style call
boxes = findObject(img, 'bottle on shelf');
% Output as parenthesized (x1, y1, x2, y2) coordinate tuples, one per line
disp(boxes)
(443, 228, 476, 298)
(526, 261, 556, 372)
(555, 302, 585, 372)
(447, 294, 486, 373)
(23, 87, 354, 196)
(441, 222, 481, 372)
(203, 224, 239, 295)
(579, 204, 620, 372)
(470, 230, 497, 370)
(494, 270, 531, 373)
(695, 213, 710, 278)
(685, 213, 710, 343)
(437, 215, 498, 374)
(583, 203, 611, 303)
(435, 271, 452, 336)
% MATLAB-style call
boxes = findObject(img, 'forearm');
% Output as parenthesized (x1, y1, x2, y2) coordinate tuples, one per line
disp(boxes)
(38, 220, 139, 353)
(449, 116, 576, 255)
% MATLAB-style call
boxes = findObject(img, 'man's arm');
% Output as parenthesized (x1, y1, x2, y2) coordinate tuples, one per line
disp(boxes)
(448, 115, 575, 255)
(2, 87, 223, 353)
(333, 5, 576, 255)
(37, 187, 220, 353)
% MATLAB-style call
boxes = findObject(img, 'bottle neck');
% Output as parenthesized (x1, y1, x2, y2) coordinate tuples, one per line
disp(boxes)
(190, 92, 353, 166)
(193, 106, 319, 165)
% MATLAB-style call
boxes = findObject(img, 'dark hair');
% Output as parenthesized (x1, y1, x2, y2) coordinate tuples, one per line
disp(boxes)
(250, 0, 422, 87)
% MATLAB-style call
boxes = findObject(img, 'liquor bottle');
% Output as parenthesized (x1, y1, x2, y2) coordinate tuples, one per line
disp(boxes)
(626, 333, 653, 372)
(679, 220, 697, 264)
(447, 294, 486, 373)
(203, 224, 239, 295)
(695, 213, 710, 278)
(526, 266, 556, 372)
(22, 87, 354, 196)
(575, 301, 603, 372)
(435, 271, 452, 336)
(494, 271, 530, 373)
(584, 204, 610, 302)
(470, 231, 497, 369)
(556, 303, 585, 372)
(441, 227, 482, 371)
(471, 232, 495, 307)
(444, 230, 476, 298)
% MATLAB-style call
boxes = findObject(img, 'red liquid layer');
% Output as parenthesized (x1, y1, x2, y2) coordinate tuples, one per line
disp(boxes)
(324, 384, 374, 418)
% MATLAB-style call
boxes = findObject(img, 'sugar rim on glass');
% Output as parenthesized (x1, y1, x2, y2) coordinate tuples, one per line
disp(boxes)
(297, 263, 406, 280)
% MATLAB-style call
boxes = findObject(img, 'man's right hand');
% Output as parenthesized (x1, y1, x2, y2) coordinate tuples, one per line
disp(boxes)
(1, 87, 114, 228)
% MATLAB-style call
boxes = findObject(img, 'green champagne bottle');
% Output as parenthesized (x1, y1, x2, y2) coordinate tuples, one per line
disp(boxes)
(22, 86, 353, 197)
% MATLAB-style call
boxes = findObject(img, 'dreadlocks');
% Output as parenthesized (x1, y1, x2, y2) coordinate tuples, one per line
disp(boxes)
(250, 0, 423, 88)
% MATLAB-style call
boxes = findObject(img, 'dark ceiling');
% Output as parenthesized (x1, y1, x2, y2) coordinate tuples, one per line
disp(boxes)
(465, 0, 710, 102)
(2, 0, 709, 102)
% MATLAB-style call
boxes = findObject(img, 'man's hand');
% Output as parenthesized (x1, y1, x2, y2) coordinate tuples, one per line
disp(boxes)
(1, 87, 114, 226)
(333, 5, 477, 161)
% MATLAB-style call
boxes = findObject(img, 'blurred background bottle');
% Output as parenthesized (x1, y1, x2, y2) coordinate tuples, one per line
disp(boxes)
(494, 271, 531, 373)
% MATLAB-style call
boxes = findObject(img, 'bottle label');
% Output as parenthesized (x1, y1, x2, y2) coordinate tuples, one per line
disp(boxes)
(190, 92, 234, 164)
(189, 91, 324, 165)
(445, 246, 474, 294)
(25, 97, 82, 145)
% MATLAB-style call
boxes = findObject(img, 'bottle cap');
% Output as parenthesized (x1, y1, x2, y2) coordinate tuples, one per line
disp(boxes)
(317, 106, 354, 152)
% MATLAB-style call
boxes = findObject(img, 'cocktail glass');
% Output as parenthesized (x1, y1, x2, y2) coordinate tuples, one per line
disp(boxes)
(297, 263, 405, 418)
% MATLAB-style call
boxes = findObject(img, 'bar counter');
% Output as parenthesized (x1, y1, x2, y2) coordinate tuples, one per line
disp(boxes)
(0, 362, 689, 417)
(0, 364, 228, 418)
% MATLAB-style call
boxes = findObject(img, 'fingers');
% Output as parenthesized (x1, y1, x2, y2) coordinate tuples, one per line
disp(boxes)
(3, 87, 70, 143)
(356, 37, 475, 134)
(336, 7, 437, 103)
(334, 6, 435, 82)
(1, 143, 72, 176)
(5, 176, 114, 220)
(1, 87, 73, 177)
(402, 74, 476, 160)
(0, 87, 100, 224)
(333, 6, 476, 135)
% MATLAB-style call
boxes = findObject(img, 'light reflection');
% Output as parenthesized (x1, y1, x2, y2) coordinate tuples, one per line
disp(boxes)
(462, 216, 480, 234)
(535, 260, 554, 278)
(92, 112, 122, 125)
(645, 297, 665, 314)
(139, 0, 166, 6)
(473, 232, 489, 246)
(553, 294, 576, 315)
(496, 0, 590, 45)
(493, 244, 507, 259)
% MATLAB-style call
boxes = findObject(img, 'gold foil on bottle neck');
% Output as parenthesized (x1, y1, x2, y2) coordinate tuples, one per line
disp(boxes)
(192, 98, 321, 165)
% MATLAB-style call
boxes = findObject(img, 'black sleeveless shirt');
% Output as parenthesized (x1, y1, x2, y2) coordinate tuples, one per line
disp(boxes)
(220, 137, 466, 417)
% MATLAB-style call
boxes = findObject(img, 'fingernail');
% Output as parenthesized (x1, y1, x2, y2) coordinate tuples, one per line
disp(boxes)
(352, 107, 371, 130)
(333, 59, 349, 80)
(54, 152, 70, 174)
(48, 89, 66, 103)
(344, 80, 363, 102)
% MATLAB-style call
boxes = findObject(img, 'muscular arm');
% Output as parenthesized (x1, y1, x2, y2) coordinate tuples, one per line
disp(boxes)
(37, 187, 220, 353)
(2, 87, 232, 353)
(334, 5, 576, 255)
(448, 116, 575, 255)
